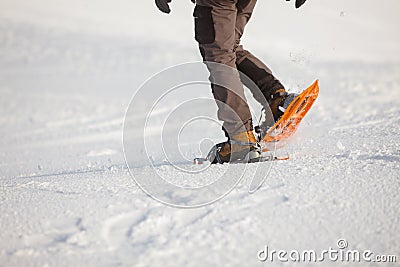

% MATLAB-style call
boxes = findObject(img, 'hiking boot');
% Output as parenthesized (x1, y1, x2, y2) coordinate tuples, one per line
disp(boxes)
(207, 130, 261, 164)
(269, 88, 300, 121)
(255, 89, 299, 139)
(268, 89, 285, 121)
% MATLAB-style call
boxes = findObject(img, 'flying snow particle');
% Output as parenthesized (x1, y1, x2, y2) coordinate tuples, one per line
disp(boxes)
(336, 140, 346, 151)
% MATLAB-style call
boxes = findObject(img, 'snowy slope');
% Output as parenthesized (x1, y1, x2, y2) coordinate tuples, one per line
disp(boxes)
(1, 0, 400, 266)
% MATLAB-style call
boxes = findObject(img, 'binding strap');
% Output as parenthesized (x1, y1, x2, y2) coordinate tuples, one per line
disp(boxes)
(229, 140, 258, 147)
(268, 90, 287, 103)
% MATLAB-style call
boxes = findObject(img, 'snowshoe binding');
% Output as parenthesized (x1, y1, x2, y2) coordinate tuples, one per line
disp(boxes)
(205, 130, 263, 164)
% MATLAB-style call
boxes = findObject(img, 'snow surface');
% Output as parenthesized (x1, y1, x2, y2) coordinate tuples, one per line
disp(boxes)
(1, 0, 400, 266)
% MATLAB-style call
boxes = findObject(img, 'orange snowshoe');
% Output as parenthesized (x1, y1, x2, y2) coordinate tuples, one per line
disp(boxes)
(260, 80, 320, 149)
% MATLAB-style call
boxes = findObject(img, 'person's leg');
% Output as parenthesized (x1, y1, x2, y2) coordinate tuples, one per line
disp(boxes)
(234, 0, 285, 108)
(194, 0, 252, 138)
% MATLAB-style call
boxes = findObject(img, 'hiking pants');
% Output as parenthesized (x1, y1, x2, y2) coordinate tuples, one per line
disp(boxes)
(194, 0, 284, 136)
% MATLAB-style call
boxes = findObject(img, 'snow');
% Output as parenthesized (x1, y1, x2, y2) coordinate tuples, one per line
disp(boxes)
(1, 0, 399, 266)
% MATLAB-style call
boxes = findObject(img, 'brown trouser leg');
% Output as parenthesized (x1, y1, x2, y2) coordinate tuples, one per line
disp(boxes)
(234, 1, 285, 107)
(194, 0, 284, 137)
